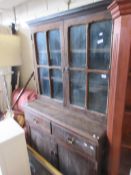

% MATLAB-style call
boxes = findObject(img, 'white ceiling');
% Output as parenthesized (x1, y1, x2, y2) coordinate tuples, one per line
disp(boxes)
(0, 0, 29, 11)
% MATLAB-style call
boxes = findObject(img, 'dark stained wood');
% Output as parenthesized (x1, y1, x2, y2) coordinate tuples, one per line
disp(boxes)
(52, 122, 97, 161)
(24, 97, 107, 175)
(34, 22, 64, 101)
(125, 76, 131, 109)
(24, 109, 59, 169)
(24, 97, 106, 142)
(24, 111, 51, 134)
(60, 21, 66, 106)
(107, 1, 131, 175)
(58, 144, 96, 175)
(26, 2, 113, 175)
(122, 111, 131, 148)
(31, 130, 58, 168)
(32, 34, 40, 94)
(119, 147, 131, 175)
(46, 31, 53, 98)
(68, 67, 109, 74)
(63, 11, 111, 111)
(129, 72, 131, 77)
(87, 69, 109, 74)
(108, 0, 131, 19)
(85, 25, 89, 108)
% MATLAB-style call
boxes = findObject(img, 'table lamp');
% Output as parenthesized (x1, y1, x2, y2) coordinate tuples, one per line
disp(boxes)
(0, 34, 21, 117)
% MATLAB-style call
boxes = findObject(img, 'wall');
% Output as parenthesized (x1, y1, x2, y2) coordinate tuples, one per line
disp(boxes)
(0, 26, 12, 112)
(0, 0, 103, 90)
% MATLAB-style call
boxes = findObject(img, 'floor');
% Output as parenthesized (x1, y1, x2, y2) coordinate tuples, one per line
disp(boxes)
(28, 150, 52, 175)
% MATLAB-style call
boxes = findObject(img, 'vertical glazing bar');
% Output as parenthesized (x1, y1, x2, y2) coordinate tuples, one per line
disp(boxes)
(46, 31, 53, 98)
(85, 24, 89, 109)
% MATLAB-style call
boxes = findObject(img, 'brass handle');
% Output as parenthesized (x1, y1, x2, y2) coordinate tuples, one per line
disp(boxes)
(67, 137, 74, 145)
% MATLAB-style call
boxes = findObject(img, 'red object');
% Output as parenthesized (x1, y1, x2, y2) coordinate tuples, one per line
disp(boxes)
(12, 88, 38, 112)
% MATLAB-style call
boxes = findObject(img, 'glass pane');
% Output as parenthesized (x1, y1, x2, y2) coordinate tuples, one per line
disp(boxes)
(89, 20, 112, 70)
(38, 68, 50, 96)
(36, 32, 48, 65)
(51, 69, 63, 100)
(88, 73, 108, 113)
(70, 25, 86, 67)
(90, 51, 110, 70)
(52, 80, 63, 100)
(70, 71, 86, 107)
(40, 79, 50, 96)
(38, 52, 48, 65)
(39, 68, 49, 77)
(48, 30, 61, 66)
(51, 69, 62, 79)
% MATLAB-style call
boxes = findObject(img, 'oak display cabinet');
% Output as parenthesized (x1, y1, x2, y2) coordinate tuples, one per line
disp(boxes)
(24, 1, 113, 175)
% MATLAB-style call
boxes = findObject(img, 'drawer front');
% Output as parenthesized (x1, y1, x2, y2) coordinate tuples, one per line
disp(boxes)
(52, 123, 97, 160)
(25, 111, 51, 134)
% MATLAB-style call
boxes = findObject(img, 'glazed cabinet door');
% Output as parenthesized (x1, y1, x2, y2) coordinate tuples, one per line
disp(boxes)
(58, 144, 96, 175)
(64, 14, 112, 113)
(33, 21, 66, 104)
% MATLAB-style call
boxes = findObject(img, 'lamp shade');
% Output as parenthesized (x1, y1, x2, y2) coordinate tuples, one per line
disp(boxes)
(0, 34, 21, 67)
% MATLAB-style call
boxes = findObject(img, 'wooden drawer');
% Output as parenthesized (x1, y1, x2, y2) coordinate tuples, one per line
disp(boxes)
(25, 111, 51, 134)
(52, 123, 97, 160)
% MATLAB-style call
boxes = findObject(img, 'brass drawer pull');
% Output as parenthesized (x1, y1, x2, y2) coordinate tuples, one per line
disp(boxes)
(67, 137, 74, 145)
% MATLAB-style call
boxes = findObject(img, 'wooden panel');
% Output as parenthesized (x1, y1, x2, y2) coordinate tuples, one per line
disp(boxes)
(107, 1, 131, 175)
(30, 128, 58, 168)
(125, 76, 131, 109)
(24, 98, 106, 141)
(52, 122, 97, 160)
(58, 144, 96, 175)
(122, 111, 131, 146)
(119, 147, 131, 175)
(129, 47, 131, 72)
(24, 111, 51, 134)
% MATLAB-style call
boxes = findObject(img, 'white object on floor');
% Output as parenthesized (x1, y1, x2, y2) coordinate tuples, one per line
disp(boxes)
(0, 167, 2, 175)
(0, 118, 31, 175)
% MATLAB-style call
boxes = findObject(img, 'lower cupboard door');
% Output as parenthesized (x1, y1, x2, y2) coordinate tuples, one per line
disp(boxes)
(30, 128, 58, 168)
(58, 145, 96, 175)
